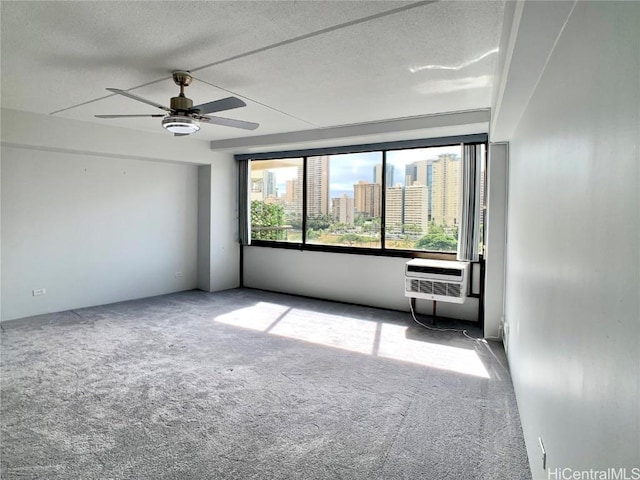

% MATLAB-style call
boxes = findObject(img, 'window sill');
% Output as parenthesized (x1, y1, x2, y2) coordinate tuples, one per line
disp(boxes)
(246, 240, 459, 261)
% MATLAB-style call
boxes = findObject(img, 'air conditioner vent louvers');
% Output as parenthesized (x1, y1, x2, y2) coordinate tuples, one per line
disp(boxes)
(447, 283, 461, 297)
(406, 279, 463, 298)
(404, 259, 469, 304)
(433, 281, 447, 297)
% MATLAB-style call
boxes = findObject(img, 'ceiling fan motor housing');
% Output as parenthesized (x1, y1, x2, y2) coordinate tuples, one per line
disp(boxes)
(170, 95, 193, 112)
(170, 70, 194, 112)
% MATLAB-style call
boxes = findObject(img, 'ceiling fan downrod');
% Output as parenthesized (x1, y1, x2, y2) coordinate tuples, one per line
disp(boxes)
(170, 70, 193, 111)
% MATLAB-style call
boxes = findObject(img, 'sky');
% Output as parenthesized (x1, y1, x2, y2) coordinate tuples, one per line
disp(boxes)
(263, 146, 462, 199)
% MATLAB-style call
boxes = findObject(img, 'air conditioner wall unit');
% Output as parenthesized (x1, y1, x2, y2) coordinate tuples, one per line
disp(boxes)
(405, 259, 470, 304)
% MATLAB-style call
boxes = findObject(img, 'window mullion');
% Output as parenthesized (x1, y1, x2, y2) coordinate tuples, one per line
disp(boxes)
(381, 150, 387, 250)
(302, 156, 308, 245)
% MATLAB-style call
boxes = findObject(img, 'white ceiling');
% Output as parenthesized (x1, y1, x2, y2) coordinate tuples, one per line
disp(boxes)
(1, 1, 505, 143)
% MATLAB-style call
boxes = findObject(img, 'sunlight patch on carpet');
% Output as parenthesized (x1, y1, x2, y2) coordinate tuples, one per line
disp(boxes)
(215, 305, 489, 378)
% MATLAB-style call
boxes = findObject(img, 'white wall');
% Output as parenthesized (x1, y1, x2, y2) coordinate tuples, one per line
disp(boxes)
(0, 109, 218, 321)
(204, 152, 241, 292)
(483, 143, 508, 338)
(503, 2, 639, 477)
(244, 247, 479, 321)
(1, 146, 199, 321)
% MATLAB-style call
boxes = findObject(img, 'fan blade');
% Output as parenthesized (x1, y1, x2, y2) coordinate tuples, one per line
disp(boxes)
(95, 114, 166, 118)
(198, 115, 259, 130)
(106, 88, 171, 112)
(174, 133, 190, 137)
(189, 96, 246, 115)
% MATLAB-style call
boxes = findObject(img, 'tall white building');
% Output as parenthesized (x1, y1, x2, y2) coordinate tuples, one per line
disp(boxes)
(403, 183, 429, 233)
(285, 178, 302, 216)
(306, 156, 330, 216)
(353, 180, 381, 218)
(431, 154, 460, 227)
(385, 184, 404, 230)
(331, 194, 354, 225)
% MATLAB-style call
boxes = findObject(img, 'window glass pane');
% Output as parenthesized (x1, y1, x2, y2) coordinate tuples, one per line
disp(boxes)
(250, 158, 303, 243)
(306, 153, 382, 248)
(385, 146, 462, 252)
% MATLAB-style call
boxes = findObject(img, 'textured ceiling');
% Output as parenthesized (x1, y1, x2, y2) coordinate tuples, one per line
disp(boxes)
(0, 0, 505, 142)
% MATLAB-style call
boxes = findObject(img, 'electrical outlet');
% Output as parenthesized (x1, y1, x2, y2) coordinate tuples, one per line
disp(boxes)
(32, 288, 46, 296)
(174, 272, 183, 277)
(538, 437, 546, 470)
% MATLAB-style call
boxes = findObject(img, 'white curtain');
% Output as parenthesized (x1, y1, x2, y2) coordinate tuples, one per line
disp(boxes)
(457, 144, 482, 261)
(238, 159, 251, 245)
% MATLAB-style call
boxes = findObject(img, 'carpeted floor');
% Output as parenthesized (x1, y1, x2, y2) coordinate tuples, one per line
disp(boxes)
(1, 288, 531, 479)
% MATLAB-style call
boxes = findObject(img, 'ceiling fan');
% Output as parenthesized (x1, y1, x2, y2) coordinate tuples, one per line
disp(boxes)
(95, 71, 259, 136)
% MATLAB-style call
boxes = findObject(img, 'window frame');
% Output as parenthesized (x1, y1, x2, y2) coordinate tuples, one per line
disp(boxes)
(237, 134, 487, 260)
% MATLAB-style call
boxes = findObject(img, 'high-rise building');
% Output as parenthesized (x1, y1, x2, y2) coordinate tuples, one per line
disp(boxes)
(331, 194, 354, 225)
(416, 159, 433, 219)
(431, 154, 460, 227)
(405, 159, 433, 219)
(405, 163, 417, 187)
(263, 171, 276, 199)
(353, 180, 381, 218)
(250, 170, 277, 202)
(403, 183, 429, 233)
(284, 171, 302, 218)
(373, 163, 394, 186)
(415, 160, 430, 186)
(306, 156, 330, 216)
(385, 184, 404, 230)
(285, 178, 299, 202)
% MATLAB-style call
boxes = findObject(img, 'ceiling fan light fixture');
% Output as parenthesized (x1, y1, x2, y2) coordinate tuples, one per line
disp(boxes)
(162, 115, 200, 135)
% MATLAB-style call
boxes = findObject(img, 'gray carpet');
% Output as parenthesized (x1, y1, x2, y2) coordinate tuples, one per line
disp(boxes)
(1, 288, 531, 479)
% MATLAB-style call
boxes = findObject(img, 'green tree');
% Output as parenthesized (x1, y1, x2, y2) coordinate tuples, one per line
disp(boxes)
(416, 223, 457, 252)
(427, 223, 446, 235)
(251, 201, 286, 240)
(361, 217, 381, 233)
(288, 213, 303, 230)
(338, 233, 371, 246)
(306, 229, 321, 240)
(402, 224, 423, 234)
(307, 214, 333, 231)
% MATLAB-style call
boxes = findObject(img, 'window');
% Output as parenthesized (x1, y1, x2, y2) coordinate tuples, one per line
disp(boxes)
(385, 145, 463, 253)
(241, 135, 486, 258)
(305, 153, 382, 248)
(250, 158, 303, 243)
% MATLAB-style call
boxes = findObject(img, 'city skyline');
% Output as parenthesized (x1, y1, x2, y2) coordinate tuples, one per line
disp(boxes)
(250, 147, 472, 250)
(258, 147, 462, 201)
